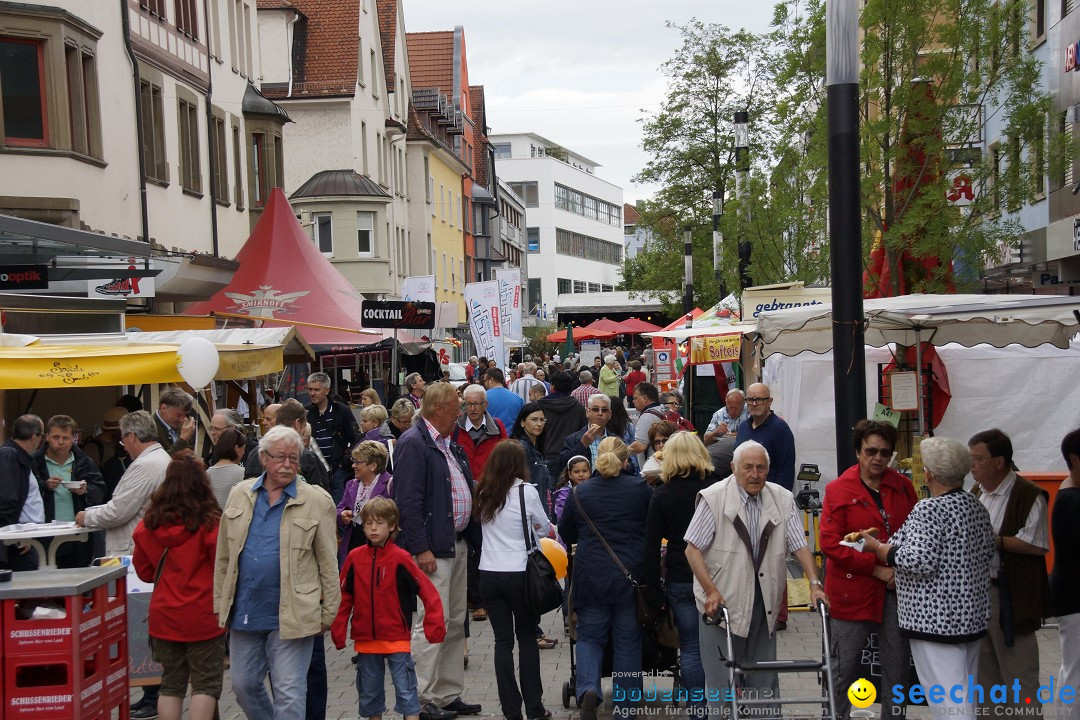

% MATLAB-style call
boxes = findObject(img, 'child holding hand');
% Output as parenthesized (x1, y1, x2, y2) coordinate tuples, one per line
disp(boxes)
(331, 497, 445, 720)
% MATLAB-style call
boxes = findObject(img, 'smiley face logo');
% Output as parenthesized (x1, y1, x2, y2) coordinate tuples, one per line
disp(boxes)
(848, 678, 877, 709)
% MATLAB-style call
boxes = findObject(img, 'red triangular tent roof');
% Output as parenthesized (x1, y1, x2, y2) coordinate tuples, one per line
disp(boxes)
(185, 189, 378, 348)
(546, 327, 616, 343)
(614, 317, 662, 334)
(585, 317, 624, 333)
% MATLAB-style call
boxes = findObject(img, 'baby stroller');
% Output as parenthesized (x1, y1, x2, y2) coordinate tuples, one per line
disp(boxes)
(703, 601, 839, 720)
(560, 550, 681, 709)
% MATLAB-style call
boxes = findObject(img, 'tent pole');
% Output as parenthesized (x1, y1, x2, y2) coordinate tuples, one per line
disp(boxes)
(392, 329, 400, 401)
(914, 328, 925, 436)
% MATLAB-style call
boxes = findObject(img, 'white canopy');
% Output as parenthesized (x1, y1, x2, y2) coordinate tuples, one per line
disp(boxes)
(755, 293, 1080, 357)
(644, 321, 757, 342)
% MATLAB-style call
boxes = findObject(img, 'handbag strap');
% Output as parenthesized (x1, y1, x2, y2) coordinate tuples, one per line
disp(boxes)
(519, 484, 538, 553)
(572, 485, 639, 587)
(154, 547, 169, 584)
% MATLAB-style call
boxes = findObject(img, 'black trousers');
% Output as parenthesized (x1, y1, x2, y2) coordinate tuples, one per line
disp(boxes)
(480, 570, 545, 719)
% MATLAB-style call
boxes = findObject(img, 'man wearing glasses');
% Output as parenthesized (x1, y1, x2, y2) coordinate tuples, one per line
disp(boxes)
(734, 384, 796, 492)
(0, 415, 47, 571)
(77, 410, 171, 556)
(215, 425, 340, 720)
(558, 394, 616, 471)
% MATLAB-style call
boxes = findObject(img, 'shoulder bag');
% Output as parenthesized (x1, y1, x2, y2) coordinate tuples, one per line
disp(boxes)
(519, 485, 563, 617)
(572, 485, 659, 628)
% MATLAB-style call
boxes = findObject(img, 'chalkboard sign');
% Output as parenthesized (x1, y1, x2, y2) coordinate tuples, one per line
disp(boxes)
(126, 591, 162, 685)
(857, 631, 922, 705)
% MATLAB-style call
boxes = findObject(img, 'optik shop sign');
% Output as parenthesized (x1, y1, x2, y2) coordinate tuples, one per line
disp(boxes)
(360, 300, 436, 329)
(0, 265, 49, 290)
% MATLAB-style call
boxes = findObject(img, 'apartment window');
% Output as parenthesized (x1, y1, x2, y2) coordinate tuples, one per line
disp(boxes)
(1065, 0, 1075, 19)
(141, 0, 166, 16)
(273, 133, 284, 190)
(177, 97, 201, 193)
(313, 212, 333, 255)
(1, 38, 47, 147)
(357, 211, 374, 256)
(1033, 0, 1046, 39)
(252, 131, 267, 205)
(232, 122, 244, 208)
(228, 0, 239, 70)
(557, 278, 571, 295)
(588, 282, 601, 293)
(493, 143, 511, 159)
(424, 158, 431, 204)
(572, 280, 587, 293)
(140, 79, 167, 181)
(175, 0, 199, 39)
(242, 2, 253, 77)
(602, 284, 613, 292)
(64, 45, 98, 157)
(442, 253, 448, 289)
(529, 278, 543, 312)
(357, 37, 364, 87)
(508, 181, 539, 207)
(211, 113, 228, 203)
(440, 184, 446, 220)
(431, 249, 436, 279)
(554, 182, 621, 226)
(370, 49, 377, 97)
(207, 0, 221, 58)
(527, 227, 540, 252)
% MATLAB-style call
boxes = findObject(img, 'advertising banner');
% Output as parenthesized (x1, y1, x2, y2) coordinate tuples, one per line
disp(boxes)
(401, 275, 436, 303)
(465, 281, 503, 364)
(494, 268, 522, 342)
(360, 300, 436, 329)
(689, 334, 741, 365)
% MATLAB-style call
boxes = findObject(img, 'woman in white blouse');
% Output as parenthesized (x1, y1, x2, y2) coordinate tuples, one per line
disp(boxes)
(474, 440, 556, 720)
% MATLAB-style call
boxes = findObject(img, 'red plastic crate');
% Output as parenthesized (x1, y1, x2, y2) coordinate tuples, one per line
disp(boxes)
(4, 644, 105, 720)
(97, 576, 126, 637)
(101, 636, 128, 707)
(2, 591, 102, 657)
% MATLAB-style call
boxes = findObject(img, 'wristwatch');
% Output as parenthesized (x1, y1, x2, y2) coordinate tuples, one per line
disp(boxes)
(809, 579, 823, 587)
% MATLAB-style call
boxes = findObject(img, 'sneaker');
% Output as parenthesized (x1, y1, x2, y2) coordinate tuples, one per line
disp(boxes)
(130, 704, 159, 719)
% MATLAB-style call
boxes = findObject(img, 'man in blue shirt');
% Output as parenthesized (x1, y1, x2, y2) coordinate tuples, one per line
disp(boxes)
(482, 368, 524, 432)
(704, 389, 750, 446)
(734, 384, 795, 490)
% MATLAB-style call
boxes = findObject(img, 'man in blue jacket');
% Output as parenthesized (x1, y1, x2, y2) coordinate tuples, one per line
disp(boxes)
(394, 382, 483, 720)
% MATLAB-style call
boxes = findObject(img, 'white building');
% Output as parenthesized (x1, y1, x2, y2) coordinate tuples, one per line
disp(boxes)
(488, 132, 623, 317)
(0, 0, 287, 303)
(257, 0, 413, 298)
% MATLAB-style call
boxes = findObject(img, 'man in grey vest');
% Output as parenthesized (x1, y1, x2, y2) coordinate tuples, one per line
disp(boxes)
(685, 440, 827, 713)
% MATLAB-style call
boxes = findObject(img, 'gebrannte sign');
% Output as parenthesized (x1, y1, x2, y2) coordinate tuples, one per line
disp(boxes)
(360, 300, 436, 329)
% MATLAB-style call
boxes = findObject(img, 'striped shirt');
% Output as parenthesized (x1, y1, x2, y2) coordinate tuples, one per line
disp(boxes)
(423, 418, 472, 532)
(510, 375, 543, 402)
(572, 384, 602, 406)
(976, 471, 1049, 579)
(683, 483, 806, 557)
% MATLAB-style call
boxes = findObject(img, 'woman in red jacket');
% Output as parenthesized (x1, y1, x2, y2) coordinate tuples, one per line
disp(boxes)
(820, 420, 918, 720)
(133, 452, 224, 720)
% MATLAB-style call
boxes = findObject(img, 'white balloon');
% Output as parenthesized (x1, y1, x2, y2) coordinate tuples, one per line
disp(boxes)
(176, 337, 220, 389)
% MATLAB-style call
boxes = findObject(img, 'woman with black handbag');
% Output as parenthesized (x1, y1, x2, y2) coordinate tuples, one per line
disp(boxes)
(474, 440, 557, 720)
(557, 436, 653, 720)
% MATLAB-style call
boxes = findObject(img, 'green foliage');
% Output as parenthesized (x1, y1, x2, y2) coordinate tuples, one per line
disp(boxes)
(626, 1, 1059, 301)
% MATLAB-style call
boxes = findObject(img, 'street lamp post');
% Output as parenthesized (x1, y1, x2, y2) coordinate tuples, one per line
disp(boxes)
(735, 111, 752, 291)
(827, 0, 866, 471)
(713, 189, 725, 298)
(683, 225, 694, 317)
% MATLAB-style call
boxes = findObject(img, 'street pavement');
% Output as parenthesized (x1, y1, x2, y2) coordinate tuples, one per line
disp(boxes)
(140, 607, 1064, 719)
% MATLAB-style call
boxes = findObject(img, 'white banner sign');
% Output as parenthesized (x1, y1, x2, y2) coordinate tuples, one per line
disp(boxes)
(494, 267, 522, 342)
(465, 281, 503, 365)
(401, 275, 436, 302)
(87, 259, 156, 299)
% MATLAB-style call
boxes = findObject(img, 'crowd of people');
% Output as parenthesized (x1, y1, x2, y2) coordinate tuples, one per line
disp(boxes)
(2, 349, 1079, 720)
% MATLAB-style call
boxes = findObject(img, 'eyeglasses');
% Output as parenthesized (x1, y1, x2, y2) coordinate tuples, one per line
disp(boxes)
(526, 416, 547, 423)
(588, 407, 611, 413)
(652, 438, 668, 448)
(265, 453, 301, 465)
(745, 397, 771, 405)
(861, 447, 894, 458)
(664, 402, 680, 408)
(464, 401, 486, 408)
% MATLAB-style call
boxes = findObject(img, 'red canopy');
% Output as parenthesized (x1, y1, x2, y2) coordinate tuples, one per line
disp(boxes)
(185, 188, 378, 349)
(546, 327, 615, 343)
(585, 317, 625, 334)
(616, 317, 662, 334)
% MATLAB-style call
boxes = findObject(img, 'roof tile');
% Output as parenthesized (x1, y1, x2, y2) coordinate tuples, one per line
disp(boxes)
(405, 31, 454, 94)
(262, 0, 359, 99)
(375, 0, 397, 96)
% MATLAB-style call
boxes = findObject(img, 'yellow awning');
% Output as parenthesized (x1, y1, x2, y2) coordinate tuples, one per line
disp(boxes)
(0, 342, 284, 389)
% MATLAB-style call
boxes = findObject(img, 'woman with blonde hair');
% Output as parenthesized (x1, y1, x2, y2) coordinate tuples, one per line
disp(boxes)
(359, 388, 380, 407)
(557, 437, 652, 720)
(643, 431, 721, 718)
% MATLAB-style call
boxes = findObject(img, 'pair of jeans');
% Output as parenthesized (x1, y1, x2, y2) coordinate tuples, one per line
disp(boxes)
(574, 599, 642, 718)
(666, 582, 706, 717)
(480, 570, 546, 719)
(330, 467, 350, 505)
(357, 652, 421, 717)
(305, 633, 327, 720)
(230, 629, 314, 720)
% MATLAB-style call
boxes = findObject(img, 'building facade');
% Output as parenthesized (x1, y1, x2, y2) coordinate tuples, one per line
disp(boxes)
(489, 132, 623, 318)
(1045, 0, 1080, 291)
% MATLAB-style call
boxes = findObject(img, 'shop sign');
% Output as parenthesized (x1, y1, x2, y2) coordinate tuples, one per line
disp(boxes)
(0, 264, 48, 290)
(360, 300, 435, 329)
(1066, 40, 1080, 72)
(689, 334, 741, 365)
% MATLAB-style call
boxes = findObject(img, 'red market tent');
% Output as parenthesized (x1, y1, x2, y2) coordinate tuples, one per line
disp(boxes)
(546, 327, 616, 343)
(185, 188, 379, 351)
(585, 317, 625, 334)
(615, 317, 663, 334)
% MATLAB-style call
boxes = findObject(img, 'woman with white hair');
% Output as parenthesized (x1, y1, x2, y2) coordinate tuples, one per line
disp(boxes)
(858, 436, 995, 719)
(597, 355, 620, 399)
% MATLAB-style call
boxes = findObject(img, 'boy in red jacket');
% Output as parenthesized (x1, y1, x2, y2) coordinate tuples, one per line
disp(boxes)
(332, 497, 446, 720)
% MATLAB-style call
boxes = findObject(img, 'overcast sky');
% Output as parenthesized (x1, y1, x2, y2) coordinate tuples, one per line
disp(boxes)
(402, 1, 779, 205)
